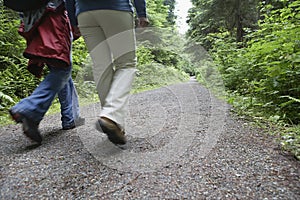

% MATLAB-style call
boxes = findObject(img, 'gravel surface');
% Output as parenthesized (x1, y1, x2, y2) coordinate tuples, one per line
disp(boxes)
(0, 80, 299, 199)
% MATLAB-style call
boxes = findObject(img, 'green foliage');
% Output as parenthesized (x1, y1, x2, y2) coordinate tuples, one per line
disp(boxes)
(71, 55, 98, 100)
(136, 45, 155, 65)
(281, 125, 300, 160)
(0, 5, 40, 123)
(71, 37, 88, 79)
(0, 58, 40, 121)
(151, 48, 180, 67)
(187, 0, 259, 48)
(211, 1, 300, 124)
(135, 35, 190, 93)
(197, 0, 300, 158)
(0, 7, 25, 71)
(132, 62, 189, 93)
(163, 0, 176, 26)
(146, 0, 169, 27)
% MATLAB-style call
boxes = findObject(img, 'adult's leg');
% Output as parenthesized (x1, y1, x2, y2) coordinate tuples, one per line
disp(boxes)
(71, 79, 80, 120)
(11, 66, 72, 123)
(91, 10, 137, 129)
(58, 77, 76, 128)
(58, 77, 83, 129)
(10, 66, 71, 143)
(77, 11, 114, 106)
(77, 10, 135, 144)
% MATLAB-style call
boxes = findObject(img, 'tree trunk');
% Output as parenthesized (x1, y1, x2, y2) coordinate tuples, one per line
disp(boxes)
(236, 0, 243, 42)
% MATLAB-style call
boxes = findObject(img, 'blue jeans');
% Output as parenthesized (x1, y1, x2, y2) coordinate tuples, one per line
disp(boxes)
(11, 66, 72, 123)
(58, 77, 80, 128)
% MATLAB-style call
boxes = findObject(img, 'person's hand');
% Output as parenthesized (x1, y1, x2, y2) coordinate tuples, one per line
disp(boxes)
(72, 26, 81, 41)
(137, 17, 149, 28)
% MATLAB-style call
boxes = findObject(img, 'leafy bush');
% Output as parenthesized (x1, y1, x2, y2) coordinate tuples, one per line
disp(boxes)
(210, 1, 300, 124)
(281, 125, 300, 160)
(203, 1, 300, 159)
(71, 37, 88, 79)
(134, 35, 191, 92)
(0, 6, 40, 123)
(132, 62, 189, 93)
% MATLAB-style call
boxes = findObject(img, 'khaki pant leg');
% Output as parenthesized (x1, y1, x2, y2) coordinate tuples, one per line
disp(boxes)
(77, 11, 114, 106)
(78, 10, 136, 129)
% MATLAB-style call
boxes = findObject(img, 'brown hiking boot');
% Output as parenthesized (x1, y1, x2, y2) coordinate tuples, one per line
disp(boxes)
(95, 117, 126, 145)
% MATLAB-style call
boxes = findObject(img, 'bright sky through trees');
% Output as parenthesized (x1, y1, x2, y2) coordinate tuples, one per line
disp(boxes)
(174, 0, 192, 34)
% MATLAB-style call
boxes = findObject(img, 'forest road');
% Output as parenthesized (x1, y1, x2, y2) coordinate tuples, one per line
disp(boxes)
(0, 78, 299, 199)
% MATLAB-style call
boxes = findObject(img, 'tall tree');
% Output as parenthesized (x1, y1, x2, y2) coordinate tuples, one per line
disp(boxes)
(164, 0, 177, 26)
(187, 0, 259, 47)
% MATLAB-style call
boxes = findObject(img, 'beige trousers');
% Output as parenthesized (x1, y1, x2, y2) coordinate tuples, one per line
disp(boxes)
(78, 10, 137, 129)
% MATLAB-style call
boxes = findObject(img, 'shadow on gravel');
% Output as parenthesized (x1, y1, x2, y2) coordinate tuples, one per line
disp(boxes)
(8, 127, 63, 153)
(23, 143, 41, 151)
(42, 128, 66, 141)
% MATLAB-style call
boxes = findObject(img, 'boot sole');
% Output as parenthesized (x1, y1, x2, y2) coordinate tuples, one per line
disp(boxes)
(95, 119, 126, 145)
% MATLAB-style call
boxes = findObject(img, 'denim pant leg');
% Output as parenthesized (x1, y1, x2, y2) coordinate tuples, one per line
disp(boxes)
(11, 66, 72, 123)
(71, 81, 80, 120)
(57, 77, 80, 127)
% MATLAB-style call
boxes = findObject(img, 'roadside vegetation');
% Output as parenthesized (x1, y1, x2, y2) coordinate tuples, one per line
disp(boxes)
(187, 0, 299, 159)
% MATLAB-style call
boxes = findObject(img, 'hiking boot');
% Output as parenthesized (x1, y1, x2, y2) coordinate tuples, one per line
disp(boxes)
(95, 117, 126, 145)
(9, 110, 42, 144)
(62, 122, 76, 130)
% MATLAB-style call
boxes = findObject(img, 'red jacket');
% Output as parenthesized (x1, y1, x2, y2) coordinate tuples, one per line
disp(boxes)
(19, 5, 71, 78)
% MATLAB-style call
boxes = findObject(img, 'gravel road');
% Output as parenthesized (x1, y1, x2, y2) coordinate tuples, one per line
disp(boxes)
(0, 80, 299, 199)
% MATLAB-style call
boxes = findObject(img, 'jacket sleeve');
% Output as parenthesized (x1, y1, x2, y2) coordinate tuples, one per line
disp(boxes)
(64, 0, 78, 26)
(133, 0, 147, 17)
